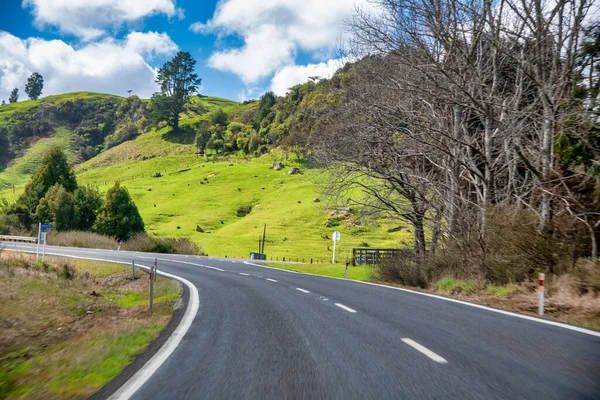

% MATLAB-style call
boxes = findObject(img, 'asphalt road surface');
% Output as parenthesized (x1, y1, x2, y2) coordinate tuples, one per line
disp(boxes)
(2, 242, 599, 399)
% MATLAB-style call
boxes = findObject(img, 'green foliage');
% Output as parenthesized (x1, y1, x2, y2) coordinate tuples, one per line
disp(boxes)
(19, 146, 77, 214)
(74, 185, 102, 230)
(25, 72, 44, 100)
(255, 91, 276, 126)
(194, 121, 211, 152)
(211, 108, 228, 126)
(104, 123, 139, 149)
(9, 88, 18, 103)
(435, 277, 481, 294)
(35, 183, 78, 231)
(150, 52, 201, 133)
(94, 182, 144, 241)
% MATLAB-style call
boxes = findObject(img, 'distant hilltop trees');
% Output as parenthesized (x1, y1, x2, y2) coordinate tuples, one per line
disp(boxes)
(4, 72, 44, 104)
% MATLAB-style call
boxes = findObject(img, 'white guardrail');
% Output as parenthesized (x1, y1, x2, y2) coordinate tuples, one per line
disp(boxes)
(0, 235, 38, 243)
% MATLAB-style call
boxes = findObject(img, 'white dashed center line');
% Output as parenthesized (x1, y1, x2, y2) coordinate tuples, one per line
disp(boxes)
(334, 303, 356, 313)
(401, 338, 448, 364)
(266, 278, 278, 282)
(239, 273, 250, 276)
(296, 288, 310, 293)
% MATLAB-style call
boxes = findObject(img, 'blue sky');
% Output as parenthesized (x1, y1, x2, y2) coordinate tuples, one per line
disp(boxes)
(0, 0, 364, 102)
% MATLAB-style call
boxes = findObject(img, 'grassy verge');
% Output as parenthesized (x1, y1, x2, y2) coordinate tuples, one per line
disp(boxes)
(431, 276, 600, 329)
(265, 262, 371, 281)
(0, 252, 182, 399)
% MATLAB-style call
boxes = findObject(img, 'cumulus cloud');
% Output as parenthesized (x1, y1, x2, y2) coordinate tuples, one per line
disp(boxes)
(270, 58, 346, 96)
(23, 0, 182, 40)
(0, 31, 178, 101)
(192, 0, 367, 83)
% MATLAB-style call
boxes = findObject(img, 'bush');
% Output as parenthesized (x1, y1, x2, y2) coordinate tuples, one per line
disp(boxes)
(122, 233, 203, 255)
(47, 230, 203, 255)
(236, 206, 252, 217)
(0, 255, 76, 280)
(48, 231, 119, 249)
(572, 259, 600, 295)
(435, 277, 481, 294)
(372, 255, 429, 288)
(425, 208, 579, 285)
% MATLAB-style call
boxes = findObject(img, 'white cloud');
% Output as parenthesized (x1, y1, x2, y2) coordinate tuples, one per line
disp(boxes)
(208, 25, 295, 82)
(270, 58, 345, 96)
(23, 0, 181, 40)
(192, 0, 368, 83)
(0, 31, 178, 101)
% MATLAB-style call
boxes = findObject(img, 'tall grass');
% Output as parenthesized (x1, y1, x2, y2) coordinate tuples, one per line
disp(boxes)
(47, 231, 203, 255)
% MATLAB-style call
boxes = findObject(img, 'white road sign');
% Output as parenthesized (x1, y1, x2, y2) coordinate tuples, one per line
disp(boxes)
(332, 231, 341, 242)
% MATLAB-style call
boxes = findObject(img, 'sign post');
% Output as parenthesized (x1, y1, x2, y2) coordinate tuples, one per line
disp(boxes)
(41, 232, 47, 261)
(331, 231, 340, 264)
(36, 223, 52, 261)
(345, 259, 349, 279)
(36, 223, 41, 260)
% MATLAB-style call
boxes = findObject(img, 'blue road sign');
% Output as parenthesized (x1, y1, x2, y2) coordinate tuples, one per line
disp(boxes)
(41, 223, 53, 231)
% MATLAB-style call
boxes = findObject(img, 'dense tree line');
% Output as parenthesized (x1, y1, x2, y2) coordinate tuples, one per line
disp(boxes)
(310, 0, 599, 282)
(0, 95, 149, 169)
(0, 147, 144, 240)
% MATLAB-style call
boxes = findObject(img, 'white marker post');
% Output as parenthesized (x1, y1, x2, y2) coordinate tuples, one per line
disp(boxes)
(332, 231, 340, 264)
(538, 273, 545, 316)
(36, 222, 41, 260)
(149, 262, 155, 310)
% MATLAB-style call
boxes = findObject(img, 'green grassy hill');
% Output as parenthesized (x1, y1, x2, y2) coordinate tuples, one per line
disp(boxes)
(0, 92, 410, 261)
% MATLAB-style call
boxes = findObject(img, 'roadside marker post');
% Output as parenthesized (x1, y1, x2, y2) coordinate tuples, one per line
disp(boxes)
(132, 260, 135, 280)
(154, 258, 158, 282)
(332, 231, 340, 264)
(149, 265, 154, 309)
(538, 273, 545, 316)
(345, 259, 349, 279)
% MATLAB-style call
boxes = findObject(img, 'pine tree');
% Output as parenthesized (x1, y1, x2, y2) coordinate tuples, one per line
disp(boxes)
(94, 182, 144, 240)
(19, 147, 77, 213)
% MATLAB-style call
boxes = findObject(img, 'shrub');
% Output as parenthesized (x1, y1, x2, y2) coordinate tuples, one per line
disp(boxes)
(372, 255, 428, 288)
(94, 182, 144, 241)
(236, 206, 252, 217)
(122, 233, 203, 255)
(48, 231, 119, 249)
(435, 277, 481, 294)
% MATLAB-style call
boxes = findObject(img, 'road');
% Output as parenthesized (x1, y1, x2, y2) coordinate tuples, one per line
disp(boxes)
(2, 242, 599, 399)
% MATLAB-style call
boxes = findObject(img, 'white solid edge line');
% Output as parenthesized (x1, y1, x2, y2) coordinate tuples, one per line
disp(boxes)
(296, 288, 310, 293)
(266, 278, 278, 282)
(243, 261, 299, 273)
(3, 248, 200, 399)
(165, 259, 225, 272)
(402, 338, 448, 364)
(243, 262, 600, 338)
(334, 303, 356, 313)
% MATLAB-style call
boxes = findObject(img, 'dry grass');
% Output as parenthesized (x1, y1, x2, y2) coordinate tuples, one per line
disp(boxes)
(46, 231, 203, 255)
(427, 271, 600, 329)
(48, 231, 119, 250)
(0, 251, 182, 399)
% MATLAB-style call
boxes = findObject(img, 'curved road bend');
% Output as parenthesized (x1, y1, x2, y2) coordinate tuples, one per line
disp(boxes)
(2, 242, 599, 399)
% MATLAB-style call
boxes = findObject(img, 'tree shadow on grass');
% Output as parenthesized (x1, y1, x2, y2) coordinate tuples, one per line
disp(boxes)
(161, 125, 195, 145)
